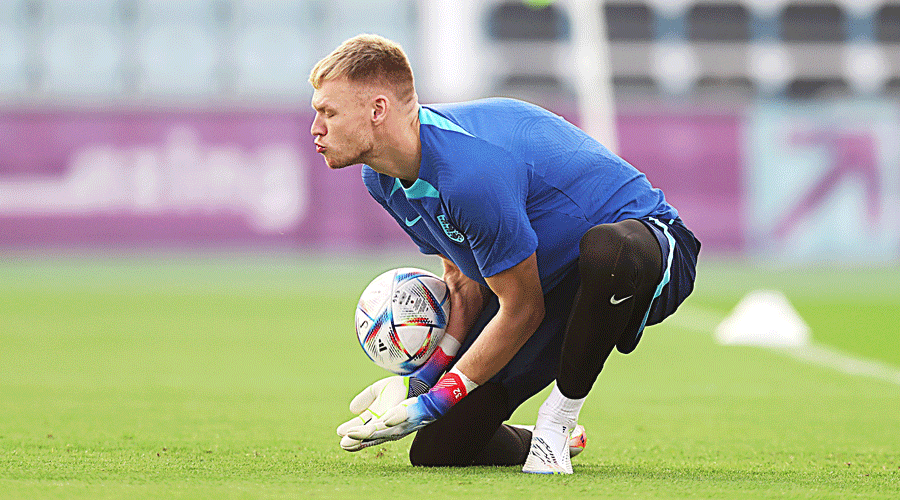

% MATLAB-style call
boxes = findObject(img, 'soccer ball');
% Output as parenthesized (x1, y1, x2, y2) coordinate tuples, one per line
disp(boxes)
(355, 268, 451, 375)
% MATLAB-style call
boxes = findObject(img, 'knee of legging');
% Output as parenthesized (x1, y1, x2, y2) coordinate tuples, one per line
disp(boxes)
(409, 437, 457, 466)
(579, 223, 644, 281)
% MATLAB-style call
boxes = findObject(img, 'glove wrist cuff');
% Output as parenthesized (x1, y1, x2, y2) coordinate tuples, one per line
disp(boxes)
(425, 366, 479, 414)
(447, 366, 478, 394)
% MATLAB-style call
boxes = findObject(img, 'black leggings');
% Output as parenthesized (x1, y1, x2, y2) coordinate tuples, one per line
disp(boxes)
(557, 219, 662, 399)
(410, 219, 663, 466)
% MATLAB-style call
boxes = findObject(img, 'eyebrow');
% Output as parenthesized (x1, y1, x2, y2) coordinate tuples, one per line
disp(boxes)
(311, 96, 333, 112)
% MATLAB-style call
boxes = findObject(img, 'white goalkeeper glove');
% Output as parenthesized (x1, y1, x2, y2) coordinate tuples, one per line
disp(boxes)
(343, 367, 478, 447)
(337, 334, 461, 451)
(336, 376, 425, 451)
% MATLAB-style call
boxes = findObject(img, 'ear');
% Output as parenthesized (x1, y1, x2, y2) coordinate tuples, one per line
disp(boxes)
(372, 95, 389, 125)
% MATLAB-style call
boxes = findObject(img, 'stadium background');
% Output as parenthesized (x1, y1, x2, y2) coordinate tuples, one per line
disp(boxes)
(3, 0, 900, 262)
(2, 2, 899, 498)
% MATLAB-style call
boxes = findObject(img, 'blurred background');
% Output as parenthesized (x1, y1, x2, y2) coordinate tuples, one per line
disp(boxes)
(1, 0, 899, 264)
(3, 4, 900, 495)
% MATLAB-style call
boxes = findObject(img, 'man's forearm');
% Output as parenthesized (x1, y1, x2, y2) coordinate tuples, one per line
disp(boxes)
(441, 258, 489, 346)
(439, 252, 544, 386)
(443, 288, 485, 345)
(452, 303, 543, 385)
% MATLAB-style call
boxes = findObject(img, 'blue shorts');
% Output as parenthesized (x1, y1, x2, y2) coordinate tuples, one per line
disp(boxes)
(451, 217, 700, 414)
(620, 216, 701, 354)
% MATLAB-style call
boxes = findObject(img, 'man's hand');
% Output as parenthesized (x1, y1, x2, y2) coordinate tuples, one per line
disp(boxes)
(344, 395, 436, 444)
(336, 376, 413, 451)
(343, 368, 477, 446)
(337, 329, 464, 452)
(336, 365, 445, 451)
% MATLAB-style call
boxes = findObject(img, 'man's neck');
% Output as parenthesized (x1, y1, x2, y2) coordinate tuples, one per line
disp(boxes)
(369, 105, 421, 183)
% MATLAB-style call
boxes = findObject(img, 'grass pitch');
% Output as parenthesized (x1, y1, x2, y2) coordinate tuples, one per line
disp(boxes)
(0, 253, 898, 499)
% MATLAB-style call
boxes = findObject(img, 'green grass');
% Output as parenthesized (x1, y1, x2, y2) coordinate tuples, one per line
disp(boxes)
(0, 254, 898, 499)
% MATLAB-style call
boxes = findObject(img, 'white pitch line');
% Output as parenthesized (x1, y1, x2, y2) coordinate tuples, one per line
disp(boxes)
(780, 344, 900, 386)
(669, 306, 900, 387)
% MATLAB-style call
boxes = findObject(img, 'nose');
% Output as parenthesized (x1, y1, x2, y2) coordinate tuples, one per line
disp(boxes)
(310, 114, 325, 138)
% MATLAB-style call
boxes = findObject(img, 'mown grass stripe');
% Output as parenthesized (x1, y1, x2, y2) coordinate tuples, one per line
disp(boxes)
(671, 305, 900, 386)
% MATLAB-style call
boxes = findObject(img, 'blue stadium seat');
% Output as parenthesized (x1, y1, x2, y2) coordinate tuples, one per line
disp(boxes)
(236, 0, 318, 29)
(786, 77, 850, 99)
(39, 0, 125, 97)
(483, 1, 574, 101)
(487, 1, 570, 41)
(0, 0, 24, 22)
(876, 4, 900, 42)
(232, 0, 319, 98)
(43, 0, 123, 24)
(781, 3, 846, 42)
(0, 27, 27, 94)
(688, 3, 751, 42)
(234, 27, 316, 98)
(135, 0, 222, 97)
(604, 2, 654, 41)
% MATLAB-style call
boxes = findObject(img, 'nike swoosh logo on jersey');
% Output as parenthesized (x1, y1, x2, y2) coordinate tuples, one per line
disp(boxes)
(610, 295, 633, 305)
(405, 216, 421, 227)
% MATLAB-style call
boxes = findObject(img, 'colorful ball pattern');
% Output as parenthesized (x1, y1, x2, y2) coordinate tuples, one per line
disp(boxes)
(355, 268, 451, 375)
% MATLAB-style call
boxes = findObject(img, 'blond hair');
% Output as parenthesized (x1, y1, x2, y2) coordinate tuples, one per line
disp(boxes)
(309, 34, 416, 104)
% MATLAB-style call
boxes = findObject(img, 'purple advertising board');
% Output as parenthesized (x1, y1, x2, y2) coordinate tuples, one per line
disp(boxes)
(617, 111, 744, 251)
(0, 110, 411, 250)
(0, 109, 742, 252)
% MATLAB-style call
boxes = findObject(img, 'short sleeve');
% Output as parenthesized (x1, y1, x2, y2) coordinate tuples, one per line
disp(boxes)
(444, 156, 538, 278)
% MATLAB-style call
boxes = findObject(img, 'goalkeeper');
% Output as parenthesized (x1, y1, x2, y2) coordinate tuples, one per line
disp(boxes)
(310, 35, 700, 474)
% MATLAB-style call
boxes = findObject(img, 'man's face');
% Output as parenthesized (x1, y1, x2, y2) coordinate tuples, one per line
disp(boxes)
(310, 78, 374, 169)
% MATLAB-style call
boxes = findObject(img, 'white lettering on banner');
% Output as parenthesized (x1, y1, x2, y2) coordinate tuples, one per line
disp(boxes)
(0, 126, 308, 233)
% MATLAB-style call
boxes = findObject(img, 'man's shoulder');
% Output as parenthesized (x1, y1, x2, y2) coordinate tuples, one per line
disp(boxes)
(361, 164, 378, 183)
(361, 165, 389, 195)
(424, 98, 575, 158)
(427, 97, 549, 121)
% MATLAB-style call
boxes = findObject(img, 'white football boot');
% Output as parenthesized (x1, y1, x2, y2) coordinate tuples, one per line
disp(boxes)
(520, 419, 582, 474)
(510, 423, 587, 458)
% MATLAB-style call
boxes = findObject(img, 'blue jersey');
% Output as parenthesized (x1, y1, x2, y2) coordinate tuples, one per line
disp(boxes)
(363, 98, 677, 292)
